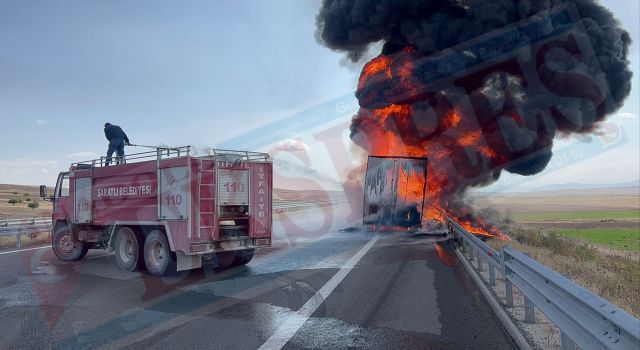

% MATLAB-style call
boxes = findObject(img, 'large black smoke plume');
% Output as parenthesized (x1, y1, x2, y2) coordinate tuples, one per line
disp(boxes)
(315, 0, 632, 223)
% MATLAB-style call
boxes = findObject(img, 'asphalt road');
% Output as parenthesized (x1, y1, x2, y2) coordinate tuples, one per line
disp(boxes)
(0, 209, 515, 349)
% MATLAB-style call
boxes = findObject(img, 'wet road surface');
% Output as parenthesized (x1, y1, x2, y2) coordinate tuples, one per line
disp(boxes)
(0, 209, 515, 349)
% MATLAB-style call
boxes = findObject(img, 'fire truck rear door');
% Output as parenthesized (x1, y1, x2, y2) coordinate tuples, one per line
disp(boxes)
(74, 177, 92, 223)
(217, 169, 250, 206)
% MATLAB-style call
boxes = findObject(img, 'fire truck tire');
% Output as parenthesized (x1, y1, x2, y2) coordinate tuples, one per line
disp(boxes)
(114, 227, 144, 272)
(231, 249, 255, 266)
(213, 251, 236, 268)
(52, 226, 88, 261)
(78, 247, 89, 260)
(143, 230, 176, 276)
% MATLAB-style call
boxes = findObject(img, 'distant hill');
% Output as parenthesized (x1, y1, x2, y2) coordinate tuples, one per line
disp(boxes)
(529, 180, 640, 192)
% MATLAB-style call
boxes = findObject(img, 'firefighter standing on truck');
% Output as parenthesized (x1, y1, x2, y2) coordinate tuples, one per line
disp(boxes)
(104, 122, 130, 166)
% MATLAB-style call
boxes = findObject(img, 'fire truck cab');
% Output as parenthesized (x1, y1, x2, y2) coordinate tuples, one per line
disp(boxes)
(40, 147, 272, 276)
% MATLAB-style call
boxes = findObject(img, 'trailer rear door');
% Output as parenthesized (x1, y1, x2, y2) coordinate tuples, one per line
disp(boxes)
(363, 156, 428, 228)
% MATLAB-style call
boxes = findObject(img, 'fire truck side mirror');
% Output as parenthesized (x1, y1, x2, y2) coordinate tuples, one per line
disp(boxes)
(39, 185, 47, 199)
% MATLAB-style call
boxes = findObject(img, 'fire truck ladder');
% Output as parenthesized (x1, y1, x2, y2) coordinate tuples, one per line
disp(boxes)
(197, 159, 216, 239)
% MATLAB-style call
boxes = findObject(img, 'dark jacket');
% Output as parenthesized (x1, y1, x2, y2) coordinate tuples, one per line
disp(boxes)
(104, 124, 130, 144)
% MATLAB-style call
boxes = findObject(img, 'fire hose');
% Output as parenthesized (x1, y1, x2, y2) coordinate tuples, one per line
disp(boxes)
(126, 143, 159, 149)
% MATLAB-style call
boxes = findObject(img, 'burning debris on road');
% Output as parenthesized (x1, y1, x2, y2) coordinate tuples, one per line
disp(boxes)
(316, 0, 632, 238)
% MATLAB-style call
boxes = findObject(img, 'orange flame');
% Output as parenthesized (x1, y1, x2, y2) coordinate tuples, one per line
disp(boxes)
(358, 52, 509, 240)
(458, 130, 482, 146)
(358, 55, 392, 91)
(444, 109, 462, 128)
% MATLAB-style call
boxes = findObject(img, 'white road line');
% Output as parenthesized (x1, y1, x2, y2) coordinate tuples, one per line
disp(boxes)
(258, 234, 380, 350)
(87, 253, 114, 260)
(0, 245, 50, 256)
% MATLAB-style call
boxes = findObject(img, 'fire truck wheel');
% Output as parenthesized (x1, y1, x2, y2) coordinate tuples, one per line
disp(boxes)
(52, 226, 88, 261)
(144, 230, 176, 276)
(231, 249, 255, 266)
(213, 251, 235, 268)
(114, 227, 143, 272)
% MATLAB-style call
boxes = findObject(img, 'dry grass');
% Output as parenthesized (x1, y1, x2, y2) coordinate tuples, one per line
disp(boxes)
(489, 226, 640, 318)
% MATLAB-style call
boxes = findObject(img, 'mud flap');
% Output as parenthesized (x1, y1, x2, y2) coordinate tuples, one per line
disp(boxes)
(176, 251, 202, 271)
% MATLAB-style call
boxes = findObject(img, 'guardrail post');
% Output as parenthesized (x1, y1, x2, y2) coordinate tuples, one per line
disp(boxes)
(524, 296, 535, 323)
(15, 234, 21, 249)
(502, 246, 513, 308)
(560, 331, 576, 350)
(517, 251, 536, 323)
(505, 280, 513, 308)
(476, 250, 483, 272)
(488, 263, 495, 286)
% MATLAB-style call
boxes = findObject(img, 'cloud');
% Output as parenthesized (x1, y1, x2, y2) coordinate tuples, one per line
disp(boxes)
(273, 138, 310, 152)
(0, 159, 59, 185)
(35, 119, 48, 125)
(66, 151, 97, 159)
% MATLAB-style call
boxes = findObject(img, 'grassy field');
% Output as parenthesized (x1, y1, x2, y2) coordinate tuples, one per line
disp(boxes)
(553, 228, 640, 252)
(0, 184, 53, 219)
(512, 209, 640, 221)
(483, 187, 640, 316)
(481, 187, 640, 252)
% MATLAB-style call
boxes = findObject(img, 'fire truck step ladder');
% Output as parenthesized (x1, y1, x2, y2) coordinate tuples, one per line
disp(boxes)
(197, 160, 216, 238)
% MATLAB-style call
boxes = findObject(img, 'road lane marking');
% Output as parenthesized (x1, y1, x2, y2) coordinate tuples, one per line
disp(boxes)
(0, 245, 50, 256)
(258, 234, 380, 350)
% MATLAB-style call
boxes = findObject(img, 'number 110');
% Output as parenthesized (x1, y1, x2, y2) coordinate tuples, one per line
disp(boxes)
(223, 182, 245, 192)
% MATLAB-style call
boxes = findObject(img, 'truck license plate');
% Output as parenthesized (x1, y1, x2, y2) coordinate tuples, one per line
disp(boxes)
(221, 240, 242, 249)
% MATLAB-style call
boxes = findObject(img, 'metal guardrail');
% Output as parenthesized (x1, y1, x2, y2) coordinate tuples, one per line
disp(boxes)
(72, 146, 272, 169)
(0, 217, 52, 233)
(212, 148, 270, 161)
(445, 216, 640, 350)
(0, 199, 346, 248)
(0, 217, 53, 248)
(73, 146, 192, 168)
(273, 199, 348, 214)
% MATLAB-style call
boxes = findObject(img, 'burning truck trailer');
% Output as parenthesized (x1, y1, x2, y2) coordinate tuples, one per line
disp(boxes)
(39, 147, 272, 276)
(363, 156, 428, 231)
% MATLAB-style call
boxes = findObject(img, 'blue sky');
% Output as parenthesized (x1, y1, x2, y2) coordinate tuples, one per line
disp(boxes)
(0, 0, 638, 191)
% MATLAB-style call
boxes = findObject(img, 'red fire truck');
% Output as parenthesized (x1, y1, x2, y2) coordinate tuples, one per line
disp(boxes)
(39, 147, 272, 276)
